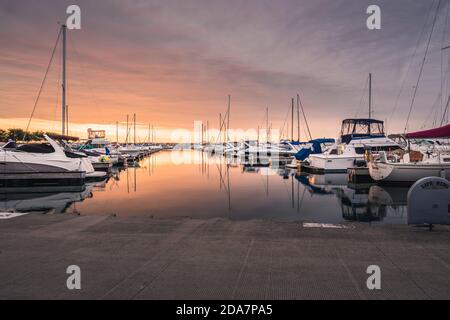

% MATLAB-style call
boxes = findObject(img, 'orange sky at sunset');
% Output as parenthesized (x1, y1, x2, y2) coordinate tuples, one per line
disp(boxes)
(1, 0, 449, 142)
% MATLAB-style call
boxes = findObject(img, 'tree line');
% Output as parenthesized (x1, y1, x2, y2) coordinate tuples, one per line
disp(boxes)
(0, 128, 46, 142)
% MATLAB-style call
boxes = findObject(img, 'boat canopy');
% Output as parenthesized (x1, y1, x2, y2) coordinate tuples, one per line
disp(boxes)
(406, 124, 450, 139)
(340, 118, 385, 144)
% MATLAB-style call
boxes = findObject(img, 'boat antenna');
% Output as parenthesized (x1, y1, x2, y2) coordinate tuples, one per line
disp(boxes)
(404, 0, 442, 134)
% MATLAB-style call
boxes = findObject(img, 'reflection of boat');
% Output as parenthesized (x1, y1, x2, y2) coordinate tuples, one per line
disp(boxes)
(0, 185, 93, 214)
(368, 185, 408, 206)
(308, 173, 348, 189)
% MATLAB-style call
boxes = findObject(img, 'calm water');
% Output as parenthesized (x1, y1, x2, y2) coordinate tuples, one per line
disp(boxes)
(1, 151, 408, 224)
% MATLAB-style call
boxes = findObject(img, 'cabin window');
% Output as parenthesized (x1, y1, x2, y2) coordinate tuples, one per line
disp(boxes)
(443, 158, 450, 163)
(355, 147, 365, 154)
(370, 122, 384, 135)
(329, 148, 338, 155)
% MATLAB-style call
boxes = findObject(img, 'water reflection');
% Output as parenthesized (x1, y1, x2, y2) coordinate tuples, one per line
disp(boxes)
(0, 151, 408, 224)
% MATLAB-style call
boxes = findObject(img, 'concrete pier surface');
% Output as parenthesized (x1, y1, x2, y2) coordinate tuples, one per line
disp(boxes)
(1, 213, 450, 300)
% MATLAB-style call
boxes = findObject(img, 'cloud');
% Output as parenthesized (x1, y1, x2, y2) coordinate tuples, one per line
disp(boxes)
(0, 0, 448, 139)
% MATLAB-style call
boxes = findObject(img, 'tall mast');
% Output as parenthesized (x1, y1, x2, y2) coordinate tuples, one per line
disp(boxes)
(133, 113, 136, 145)
(116, 121, 119, 143)
(266, 107, 269, 143)
(65, 105, 69, 135)
(369, 73, 372, 120)
(62, 24, 67, 135)
(369, 73, 372, 134)
(296, 94, 300, 141)
(227, 95, 231, 143)
(219, 113, 222, 144)
(126, 115, 129, 145)
(291, 98, 294, 141)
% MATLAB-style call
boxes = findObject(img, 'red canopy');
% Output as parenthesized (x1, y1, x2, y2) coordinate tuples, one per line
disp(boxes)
(406, 124, 450, 139)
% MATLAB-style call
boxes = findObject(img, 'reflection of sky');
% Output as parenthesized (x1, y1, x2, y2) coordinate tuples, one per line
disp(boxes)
(1, 0, 448, 139)
(43, 151, 408, 224)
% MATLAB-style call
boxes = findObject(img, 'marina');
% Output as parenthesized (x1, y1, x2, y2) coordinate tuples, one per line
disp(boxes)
(2, 0, 450, 302)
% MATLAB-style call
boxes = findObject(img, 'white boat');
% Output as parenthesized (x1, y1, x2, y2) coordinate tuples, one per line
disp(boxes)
(236, 140, 289, 157)
(368, 124, 450, 184)
(307, 119, 400, 173)
(0, 134, 102, 181)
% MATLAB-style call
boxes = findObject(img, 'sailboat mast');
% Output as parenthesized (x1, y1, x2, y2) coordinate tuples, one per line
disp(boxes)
(133, 113, 136, 145)
(62, 24, 67, 135)
(369, 73, 372, 120)
(297, 94, 300, 141)
(266, 107, 269, 143)
(227, 95, 231, 143)
(369, 73, 372, 134)
(291, 98, 294, 141)
(219, 113, 222, 144)
(116, 121, 119, 143)
(126, 115, 129, 145)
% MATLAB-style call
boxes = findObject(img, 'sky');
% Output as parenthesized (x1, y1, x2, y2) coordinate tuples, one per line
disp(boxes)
(1, 0, 450, 142)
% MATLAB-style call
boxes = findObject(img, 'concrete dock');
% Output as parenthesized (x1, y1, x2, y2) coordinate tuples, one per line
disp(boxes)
(1, 213, 450, 299)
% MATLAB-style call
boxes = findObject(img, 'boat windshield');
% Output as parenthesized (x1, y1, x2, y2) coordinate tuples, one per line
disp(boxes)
(340, 119, 385, 143)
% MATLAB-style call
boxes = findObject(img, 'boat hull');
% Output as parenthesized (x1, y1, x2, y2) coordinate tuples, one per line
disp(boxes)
(308, 155, 364, 173)
(368, 161, 450, 185)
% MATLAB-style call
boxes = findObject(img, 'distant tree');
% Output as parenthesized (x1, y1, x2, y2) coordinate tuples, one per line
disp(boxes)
(7, 128, 26, 141)
(29, 130, 45, 141)
(0, 129, 7, 142)
(0, 128, 47, 142)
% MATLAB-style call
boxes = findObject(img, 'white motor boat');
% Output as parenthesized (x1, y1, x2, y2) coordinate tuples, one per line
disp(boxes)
(368, 124, 450, 184)
(307, 119, 400, 173)
(236, 141, 289, 157)
(0, 134, 103, 182)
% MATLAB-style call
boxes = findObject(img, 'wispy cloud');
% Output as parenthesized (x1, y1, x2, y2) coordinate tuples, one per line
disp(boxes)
(0, 0, 448, 139)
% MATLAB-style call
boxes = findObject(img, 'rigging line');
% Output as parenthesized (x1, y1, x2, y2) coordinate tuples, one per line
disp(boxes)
(70, 35, 101, 110)
(421, 92, 442, 128)
(441, 94, 450, 125)
(389, 0, 436, 125)
(279, 103, 291, 140)
(440, 0, 450, 116)
(404, 0, 442, 134)
(298, 94, 312, 140)
(23, 27, 62, 141)
(354, 75, 369, 118)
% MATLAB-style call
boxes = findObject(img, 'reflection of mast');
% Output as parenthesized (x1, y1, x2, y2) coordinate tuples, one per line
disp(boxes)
(134, 166, 137, 192)
(216, 160, 232, 211)
(126, 167, 130, 193)
(291, 175, 294, 209)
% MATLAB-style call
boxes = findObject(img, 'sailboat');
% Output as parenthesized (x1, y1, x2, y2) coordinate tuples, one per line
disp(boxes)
(0, 25, 105, 184)
(368, 124, 450, 184)
(305, 74, 400, 173)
